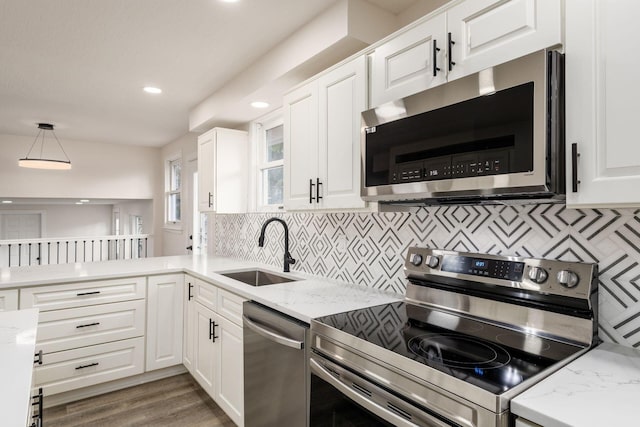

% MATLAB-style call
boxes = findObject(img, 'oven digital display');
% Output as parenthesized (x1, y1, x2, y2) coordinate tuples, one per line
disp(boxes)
(441, 255, 525, 281)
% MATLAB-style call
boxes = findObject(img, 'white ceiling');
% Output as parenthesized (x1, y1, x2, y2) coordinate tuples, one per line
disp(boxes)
(0, 0, 424, 147)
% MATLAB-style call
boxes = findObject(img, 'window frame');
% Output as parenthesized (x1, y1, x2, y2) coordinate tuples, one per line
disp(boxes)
(164, 154, 182, 230)
(252, 110, 284, 212)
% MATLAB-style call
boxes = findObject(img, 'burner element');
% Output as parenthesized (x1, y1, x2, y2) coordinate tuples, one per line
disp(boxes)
(408, 333, 512, 370)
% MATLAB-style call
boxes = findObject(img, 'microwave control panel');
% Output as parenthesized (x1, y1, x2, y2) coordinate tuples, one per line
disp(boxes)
(391, 150, 510, 183)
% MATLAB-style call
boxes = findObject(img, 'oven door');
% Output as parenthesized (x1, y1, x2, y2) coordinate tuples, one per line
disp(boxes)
(309, 354, 457, 427)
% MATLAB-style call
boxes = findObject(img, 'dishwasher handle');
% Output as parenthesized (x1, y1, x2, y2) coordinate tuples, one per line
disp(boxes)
(242, 315, 304, 350)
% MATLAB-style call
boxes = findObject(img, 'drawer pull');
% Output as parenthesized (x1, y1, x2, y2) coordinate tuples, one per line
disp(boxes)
(34, 350, 43, 365)
(76, 291, 101, 296)
(76, 322, 101, 329)
(75, 362, 99, 370)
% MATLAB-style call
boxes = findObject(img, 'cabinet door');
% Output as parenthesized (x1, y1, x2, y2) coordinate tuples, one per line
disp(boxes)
(193, 302, 217, 397)
(215, 128, 249, 214)
(215, 316, 244, 426)
(183, 278, 196, 374)
(284, 81, 319, 210)
(318, 56, 367, 210)
(566, 0, 640, 207)
(447, 0, 561, 81)
(197, 130, 216, 212)
(146, 274, 184, 371)
(0, 289, 18, 311)
(370, 13, 446, 107)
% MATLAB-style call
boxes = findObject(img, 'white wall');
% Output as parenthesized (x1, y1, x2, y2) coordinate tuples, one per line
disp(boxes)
(160, 132, 198, 256)
(0, 133, 161, 200)
(1, 132, 164, 254)
(0, 204, 113, 238)
(114, 200, 154, 235)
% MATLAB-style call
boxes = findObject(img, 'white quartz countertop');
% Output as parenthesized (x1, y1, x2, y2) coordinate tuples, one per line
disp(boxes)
(511, 342, 640, 427)
(0, 255, 402, 323)
(0, 308, 39, 427)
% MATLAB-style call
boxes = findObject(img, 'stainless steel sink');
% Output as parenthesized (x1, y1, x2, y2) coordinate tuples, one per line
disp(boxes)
(220, 269, 298, 286)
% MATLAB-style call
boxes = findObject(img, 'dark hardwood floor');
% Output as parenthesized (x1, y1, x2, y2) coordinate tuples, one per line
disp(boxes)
(43, 374, 236, 427)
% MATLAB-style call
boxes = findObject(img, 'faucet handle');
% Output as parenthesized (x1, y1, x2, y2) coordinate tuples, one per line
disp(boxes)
(285, 252, 296, 265)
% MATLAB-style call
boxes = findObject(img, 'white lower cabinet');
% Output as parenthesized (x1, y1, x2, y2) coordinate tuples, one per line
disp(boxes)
(185, 281, 246, 426)
(216, 315, 243, 424)
(22, 277, 147, 397)
(0, 289, 18, 311)
(193, 301, 217, 395)
(33, 337, 145, 396)
(146, 274, 184, 371)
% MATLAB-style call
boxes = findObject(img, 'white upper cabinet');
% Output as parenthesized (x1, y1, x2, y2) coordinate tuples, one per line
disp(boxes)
(197, 127, 248, 213)
(565, 0, 640, 207)
(369, 0, 561, 107)
(370, 13, 447, 108)
(284, 81, 319, 210)
(447, 0, 561, 81)
(284, 55, 366, 210)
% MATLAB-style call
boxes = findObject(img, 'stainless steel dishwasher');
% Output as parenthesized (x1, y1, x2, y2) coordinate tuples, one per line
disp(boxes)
(243, 301, 309, 427)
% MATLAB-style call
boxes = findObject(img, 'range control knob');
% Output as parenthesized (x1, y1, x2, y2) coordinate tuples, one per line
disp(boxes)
(557, 270, 580, 288)
(409, 253, 423, 267)
(425, 255, 440, 269)
(528, 267, 548, 284)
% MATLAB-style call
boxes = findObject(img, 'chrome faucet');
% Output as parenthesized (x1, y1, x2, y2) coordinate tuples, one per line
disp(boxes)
(258, 217, 296, 273)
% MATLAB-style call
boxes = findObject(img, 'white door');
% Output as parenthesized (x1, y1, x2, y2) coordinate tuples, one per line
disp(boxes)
(198, 130, 216, 212)
(193, 302, 217, 397)
(284, 81, 319, 210)
(215, 316, 244, 426)
(370, 13, 446, 107)
(184, 156, 197, 254)
(318, 55, 367, 210)
(566, 0, 640, 207)
(146, 274, 184, 371)
(447, 0, 561, 82)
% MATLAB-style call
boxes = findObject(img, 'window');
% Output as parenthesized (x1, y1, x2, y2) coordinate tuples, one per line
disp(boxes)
(165, 156, 182, 227)
(255, 113, 284, 210)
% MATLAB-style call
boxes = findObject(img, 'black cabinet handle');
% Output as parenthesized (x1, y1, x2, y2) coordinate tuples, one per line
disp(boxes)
(76, 322, 100, 329)
(448, 32, 456, 71)
(75, 362, 99, 370)
(571, 143, 580, 192)
(34, 350, 43, 365)
(77, 291, 100, 296)
(209, 319, 219, 342)
(31, 387, 43, 427)
(433, 39, 441, 76)
(188, 283, 193, 300)
(208, 192, 213, 208)
(309, 179, 316, 204)
(316, 178, 323, 203)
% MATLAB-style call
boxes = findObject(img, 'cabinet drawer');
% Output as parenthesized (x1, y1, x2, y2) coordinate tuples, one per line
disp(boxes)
(36, 300, 145, 354)
(217, 289, 246, 326)
(34, 337, 145, 395)
(20, 277, 146, 311)
(195, 279, 217, 312)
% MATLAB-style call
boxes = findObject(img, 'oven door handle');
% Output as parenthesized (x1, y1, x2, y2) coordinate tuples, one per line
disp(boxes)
(310, 358, 450, 427)
(243, 315, 304, 350)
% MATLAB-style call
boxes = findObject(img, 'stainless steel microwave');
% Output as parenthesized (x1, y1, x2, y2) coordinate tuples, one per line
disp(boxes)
(361, 50, 564, 205)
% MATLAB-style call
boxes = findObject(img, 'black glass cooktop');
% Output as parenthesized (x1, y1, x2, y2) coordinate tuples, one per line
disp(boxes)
(314, 302, 584, 394)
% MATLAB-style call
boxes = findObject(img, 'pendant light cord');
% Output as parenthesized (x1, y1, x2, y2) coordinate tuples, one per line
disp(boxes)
(22, 127, 71, 162)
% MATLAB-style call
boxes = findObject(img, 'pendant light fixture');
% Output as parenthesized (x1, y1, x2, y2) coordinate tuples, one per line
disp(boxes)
(18, 123, 72, 170)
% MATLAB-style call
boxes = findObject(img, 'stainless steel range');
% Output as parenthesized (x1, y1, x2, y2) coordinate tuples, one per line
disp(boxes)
(309, 247, 599, 427)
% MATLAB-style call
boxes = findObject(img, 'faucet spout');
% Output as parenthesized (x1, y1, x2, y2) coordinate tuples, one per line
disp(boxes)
(258, 217, 296, 272)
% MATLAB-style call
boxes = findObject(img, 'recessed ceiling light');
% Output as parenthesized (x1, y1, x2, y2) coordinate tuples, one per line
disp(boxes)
(80, 199, 90, 203)
(143, 86, 162, 94)
(251, 101, 269, 109)
(220, 0, 239, 3)
(1, 200, 12, 204)
(75, 202, 83, 205)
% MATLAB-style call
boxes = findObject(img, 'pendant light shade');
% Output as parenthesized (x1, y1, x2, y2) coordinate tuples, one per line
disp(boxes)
(18, 123, 72, 170)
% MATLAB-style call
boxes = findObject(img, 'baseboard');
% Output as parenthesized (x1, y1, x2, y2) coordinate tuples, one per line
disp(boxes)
(42, 365, 188, 409)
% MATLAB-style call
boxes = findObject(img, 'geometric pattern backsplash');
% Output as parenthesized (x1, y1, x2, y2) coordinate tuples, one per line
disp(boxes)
(214, 204, 640, 348)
